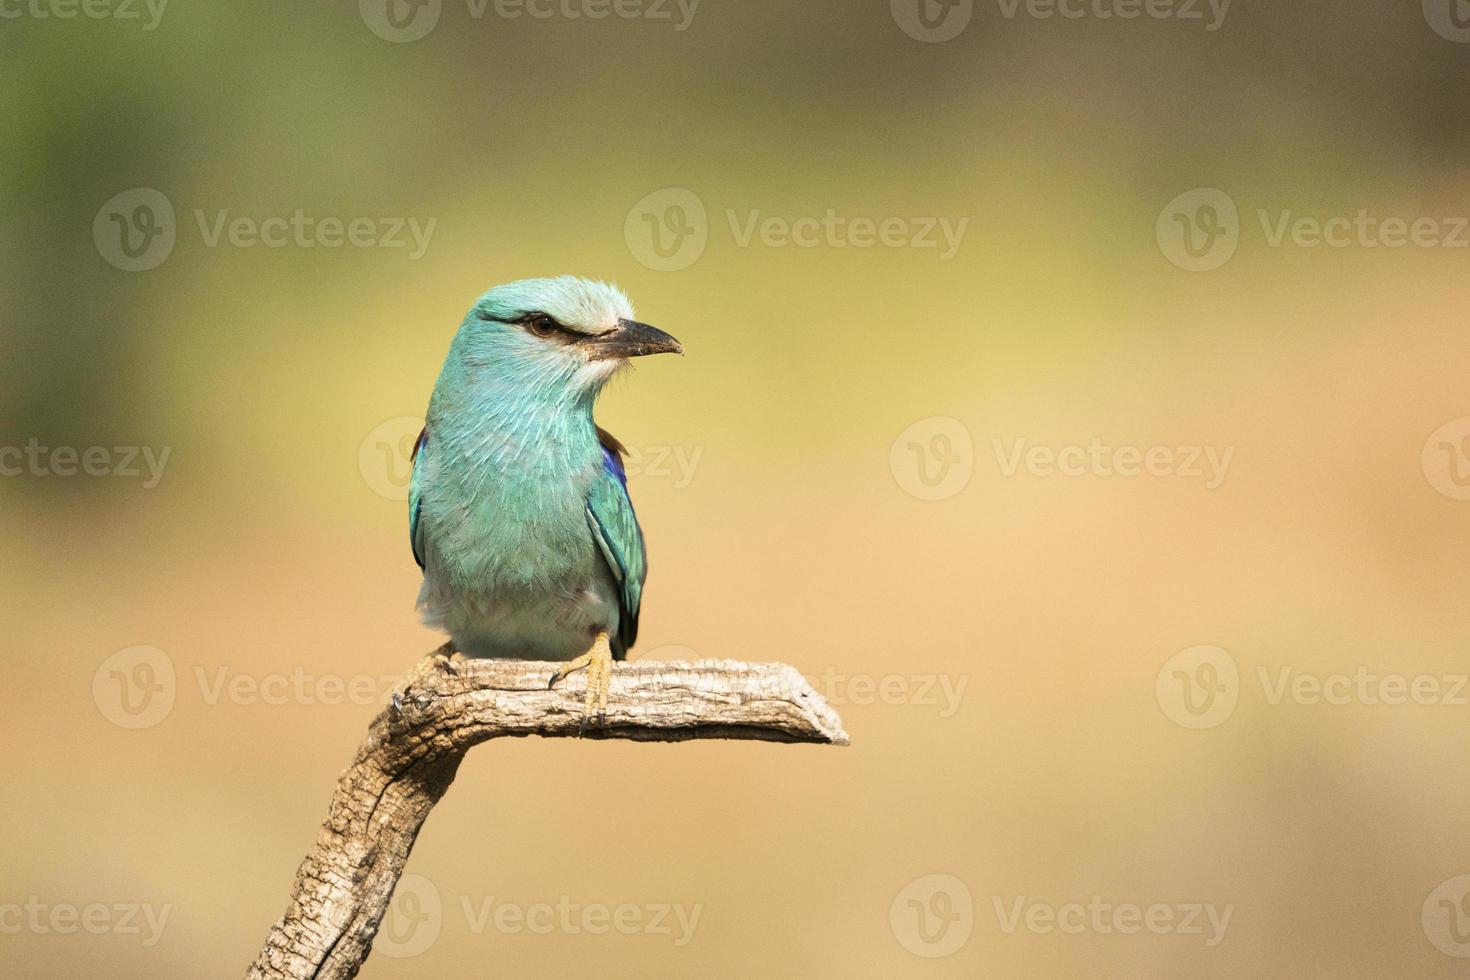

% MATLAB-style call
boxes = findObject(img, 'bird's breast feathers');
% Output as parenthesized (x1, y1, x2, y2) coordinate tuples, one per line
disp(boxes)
(426, 459, 602, 584)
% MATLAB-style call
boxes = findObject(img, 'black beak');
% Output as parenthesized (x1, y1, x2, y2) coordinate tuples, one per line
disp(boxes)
(582, 319, 683, 360)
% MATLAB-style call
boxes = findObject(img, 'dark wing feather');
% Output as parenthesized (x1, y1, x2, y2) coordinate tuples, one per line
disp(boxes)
(408, 426, 428, 570)
(585, 431, 646, 659)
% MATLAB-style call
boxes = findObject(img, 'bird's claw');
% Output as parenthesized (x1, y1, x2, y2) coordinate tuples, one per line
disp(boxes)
(547, 633, 614, 736)
(576, 708, 607, 737)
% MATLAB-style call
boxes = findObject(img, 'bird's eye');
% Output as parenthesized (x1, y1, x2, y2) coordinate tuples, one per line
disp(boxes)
(526, 314, 560, 338)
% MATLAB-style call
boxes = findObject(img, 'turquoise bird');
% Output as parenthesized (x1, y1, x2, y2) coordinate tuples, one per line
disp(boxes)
(409, 277, 682, 725)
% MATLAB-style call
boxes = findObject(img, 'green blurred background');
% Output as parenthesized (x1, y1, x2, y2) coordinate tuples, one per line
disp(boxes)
(6, 1, 1470, 976)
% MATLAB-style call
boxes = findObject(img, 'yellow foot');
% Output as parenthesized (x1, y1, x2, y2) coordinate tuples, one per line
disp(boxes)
(547, 632, 614, 734)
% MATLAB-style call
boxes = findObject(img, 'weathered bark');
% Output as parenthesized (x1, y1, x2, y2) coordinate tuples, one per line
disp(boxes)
(246, 651, 849, 979)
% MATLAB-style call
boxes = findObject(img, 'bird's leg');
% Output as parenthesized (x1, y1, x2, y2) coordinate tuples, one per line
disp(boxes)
(547, 631, 615, 733)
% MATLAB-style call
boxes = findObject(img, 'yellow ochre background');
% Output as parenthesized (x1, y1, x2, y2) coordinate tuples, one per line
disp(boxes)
(5, 2, 1470, 976)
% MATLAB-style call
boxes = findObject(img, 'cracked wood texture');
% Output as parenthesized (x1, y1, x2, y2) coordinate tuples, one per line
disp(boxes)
(245, 652, 849, 979)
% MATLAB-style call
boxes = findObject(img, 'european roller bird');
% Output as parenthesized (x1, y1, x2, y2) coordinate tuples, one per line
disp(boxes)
(409, 277, 682, 726)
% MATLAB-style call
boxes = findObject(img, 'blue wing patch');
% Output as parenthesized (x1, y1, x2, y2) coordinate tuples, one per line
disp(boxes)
(586, 431, 646, 659)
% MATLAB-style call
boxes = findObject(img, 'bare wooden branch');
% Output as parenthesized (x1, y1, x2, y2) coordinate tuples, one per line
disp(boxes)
(245, 652, 849, 979)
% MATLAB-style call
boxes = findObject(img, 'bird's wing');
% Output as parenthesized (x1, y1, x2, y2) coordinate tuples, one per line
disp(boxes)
(408, 426, 429, 570)
(585, 428, 647, 659)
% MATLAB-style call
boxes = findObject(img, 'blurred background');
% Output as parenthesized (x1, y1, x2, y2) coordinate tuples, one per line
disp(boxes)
(5, 1, 1470, 976)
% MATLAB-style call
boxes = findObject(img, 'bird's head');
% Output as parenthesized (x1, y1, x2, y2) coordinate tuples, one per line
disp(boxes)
(449, 276, 681, 399)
